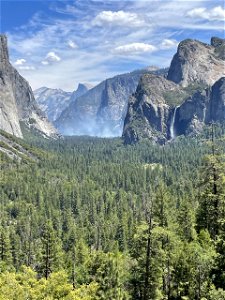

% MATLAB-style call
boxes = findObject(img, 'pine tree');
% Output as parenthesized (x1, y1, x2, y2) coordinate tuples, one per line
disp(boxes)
(196, 124, 225, 238)
(39, 220, 63, 279)
(0, 226, 13, 270)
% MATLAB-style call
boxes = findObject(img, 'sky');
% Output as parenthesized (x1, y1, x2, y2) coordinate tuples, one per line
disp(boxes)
(1, 0, 224, 91)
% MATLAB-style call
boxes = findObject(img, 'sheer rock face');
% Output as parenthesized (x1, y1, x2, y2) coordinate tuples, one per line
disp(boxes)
(209, 77, 225, 123)
(123, 74, 179, 143)
(55, 68, 168, 137)
(175, 90, 210, 136)
(123, 37, 225, 144)
(123, 75, 225, 143)
(176, 77, 225, 135)
(0, 35, 23, 137)
(167, 38, 225, 87)
(0, 35, 58, 138)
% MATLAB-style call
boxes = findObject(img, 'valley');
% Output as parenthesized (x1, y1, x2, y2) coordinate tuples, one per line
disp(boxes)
(0, 3, 225, 298)
(0, 126, 225, 299)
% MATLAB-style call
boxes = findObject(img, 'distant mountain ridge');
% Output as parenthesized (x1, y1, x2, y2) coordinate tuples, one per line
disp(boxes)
(34, 83, 93, 123)
(123, 37, 225, 144)
(34, 87, 72, 122)
(55, 67, 168, 137)
(70, 83, 94, 103)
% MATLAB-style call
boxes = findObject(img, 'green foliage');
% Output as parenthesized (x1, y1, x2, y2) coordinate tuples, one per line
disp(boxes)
(87, 251, 130, 300)
(163, 89, 187, 107)
(163, 82, 207, 107)
(0, 124, 224, 298)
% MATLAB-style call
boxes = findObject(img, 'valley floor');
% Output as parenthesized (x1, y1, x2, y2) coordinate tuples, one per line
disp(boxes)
(0, 127, 225, 299)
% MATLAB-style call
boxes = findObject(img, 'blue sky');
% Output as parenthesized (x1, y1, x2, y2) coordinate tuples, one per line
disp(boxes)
(1, 0, 224, 91)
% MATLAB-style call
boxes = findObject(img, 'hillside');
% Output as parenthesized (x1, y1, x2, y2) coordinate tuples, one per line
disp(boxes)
(0, 129, 49, 163)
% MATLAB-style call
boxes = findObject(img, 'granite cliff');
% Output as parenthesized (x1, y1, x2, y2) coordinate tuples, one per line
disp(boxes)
(175, 77, 225, 137)
(123, 37, 225, 144)
(0, 35, 58, 139)
(167, 37, 225, 87)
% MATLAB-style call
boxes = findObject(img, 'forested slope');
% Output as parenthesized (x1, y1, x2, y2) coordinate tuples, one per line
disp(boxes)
(0, 125, 225, 299)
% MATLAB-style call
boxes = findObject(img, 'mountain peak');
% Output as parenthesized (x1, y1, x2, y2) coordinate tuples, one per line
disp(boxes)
(76, 83, 93, 92)
(167, 37, 225, 87)
(211, 36, 225, 48)
(0, 34, 9, 63)
(69, 82, 93, 104)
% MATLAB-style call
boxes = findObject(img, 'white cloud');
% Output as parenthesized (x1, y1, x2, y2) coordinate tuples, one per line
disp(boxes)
(18, 66, 35, 70)
(114, 43, 157, 55)
(160, 39, 178, 49)
(46, 51, 61, 62)
(8, 0, 223, 91)
(187, 6, 225, 21)
(68, 40, 78, 49)
(42, 51, 61, 65)
(14, 58, 26, 65)
(41, 61, 49, 65)
(93, 10, 146, 27)
(14, 58, 35, 71)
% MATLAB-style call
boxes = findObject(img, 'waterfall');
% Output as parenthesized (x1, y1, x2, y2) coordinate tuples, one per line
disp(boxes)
(170, 106, 178, 139)
(203, 106, 206, 123)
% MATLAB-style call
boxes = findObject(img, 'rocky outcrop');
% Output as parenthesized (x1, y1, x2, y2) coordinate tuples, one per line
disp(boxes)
(167, 38, 225, 87)
(123, 37, 225, 144)
(55, 68, 168, 137)
(122, 74, 181, 143)
(0, 35, 23, 137)
(123, 75, 225, 143)
(0, 35, 58, 138)
(175, 77, 225, 136)
(174, 90, 209, 137)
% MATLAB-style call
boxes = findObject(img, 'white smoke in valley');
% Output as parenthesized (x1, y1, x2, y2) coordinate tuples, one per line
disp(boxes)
(56, 118, 124, 138)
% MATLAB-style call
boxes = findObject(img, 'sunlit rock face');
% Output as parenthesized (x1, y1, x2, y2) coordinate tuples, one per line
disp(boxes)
(0, 34, 58, 138)
(34, 87, 72, 123)
(167, 38, 225, 87)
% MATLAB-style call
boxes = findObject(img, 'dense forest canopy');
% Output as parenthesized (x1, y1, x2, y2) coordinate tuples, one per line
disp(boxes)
(0, 124, 225, 299)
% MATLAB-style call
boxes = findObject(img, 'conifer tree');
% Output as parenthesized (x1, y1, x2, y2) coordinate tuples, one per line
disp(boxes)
(39, 221, 63, 279)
